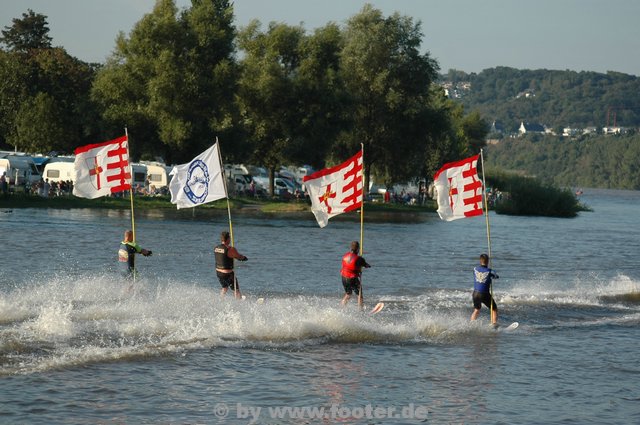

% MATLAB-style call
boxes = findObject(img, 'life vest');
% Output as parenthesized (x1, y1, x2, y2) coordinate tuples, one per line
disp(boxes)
(214, 243, 234, 270)
(473, 265, 494, 293)
(118, 242, 138, 270)
(341, 252, 361, 278)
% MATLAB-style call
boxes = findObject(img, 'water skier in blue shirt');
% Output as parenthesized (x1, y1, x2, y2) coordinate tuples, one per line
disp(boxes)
(470, 253, 499, 326)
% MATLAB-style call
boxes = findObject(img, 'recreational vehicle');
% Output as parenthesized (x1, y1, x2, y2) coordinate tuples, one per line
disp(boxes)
(130, 164, 148, 190)
(43, 157, 76, 183)
(140, 162, 170, 191)
(0, 154, 41, 186)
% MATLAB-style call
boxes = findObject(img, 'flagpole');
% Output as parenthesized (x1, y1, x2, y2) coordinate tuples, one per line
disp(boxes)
(480, 149, 494, 322)
(125, 127, 138, 283)
(217, 138, 238, 298)
(358, 143, 365, 309)
(125, 127, 136, 241)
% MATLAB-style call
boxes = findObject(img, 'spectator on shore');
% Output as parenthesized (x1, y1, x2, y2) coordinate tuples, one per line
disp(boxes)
(0, 172, 7, 195)
(42, 179, 50, 198)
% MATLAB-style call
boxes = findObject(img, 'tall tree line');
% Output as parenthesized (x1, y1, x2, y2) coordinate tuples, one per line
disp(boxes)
(0, 1, 485, 190)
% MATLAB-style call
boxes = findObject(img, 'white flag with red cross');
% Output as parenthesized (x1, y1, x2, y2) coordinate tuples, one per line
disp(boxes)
(303, 150, 363, 228)
(433, 154, 484, 221)
(73, 135, 131, 199)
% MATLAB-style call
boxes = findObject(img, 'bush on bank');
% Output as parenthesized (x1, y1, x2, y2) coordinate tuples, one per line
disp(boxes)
(486, 170, 589, 218)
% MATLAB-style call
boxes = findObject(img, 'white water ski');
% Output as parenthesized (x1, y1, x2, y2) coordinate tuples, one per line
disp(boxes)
(495, 321, 519, 331)
(370, 302, 385, 314)
(241, 295, 265, 304)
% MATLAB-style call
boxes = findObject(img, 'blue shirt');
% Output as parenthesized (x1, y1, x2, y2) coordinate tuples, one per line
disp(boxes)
(473, 265, 497, 293)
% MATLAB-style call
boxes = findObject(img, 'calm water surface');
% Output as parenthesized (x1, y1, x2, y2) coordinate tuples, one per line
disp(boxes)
(1, 189, 639, 424)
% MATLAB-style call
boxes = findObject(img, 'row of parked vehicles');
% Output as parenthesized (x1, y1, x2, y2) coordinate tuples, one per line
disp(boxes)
(0, 150, 312, 198)
(224, 164, 312, 198)
(0, 152, 171, 194)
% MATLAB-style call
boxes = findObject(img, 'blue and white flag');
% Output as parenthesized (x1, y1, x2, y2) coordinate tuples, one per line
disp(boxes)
(168, 142, 227, 209)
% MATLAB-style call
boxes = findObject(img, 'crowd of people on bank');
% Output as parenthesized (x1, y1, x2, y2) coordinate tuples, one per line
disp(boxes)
(32, 178, 74, 197)
(0, 175, 75, 198)
(2, 171, 439, 207)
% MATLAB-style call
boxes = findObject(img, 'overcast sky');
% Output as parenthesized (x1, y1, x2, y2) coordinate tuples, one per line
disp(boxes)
(1, 0, 639, 75)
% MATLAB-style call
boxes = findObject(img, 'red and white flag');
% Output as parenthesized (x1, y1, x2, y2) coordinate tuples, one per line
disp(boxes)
(73, 135, 131, 199)
(433, 155, 484, 221)
(303, 150, 363, 228)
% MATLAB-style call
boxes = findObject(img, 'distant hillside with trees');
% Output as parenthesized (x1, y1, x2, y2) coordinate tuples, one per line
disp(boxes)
(442, 67, 640, 190)
(442, 67, 640, 133)
(485, 133, 640, 190)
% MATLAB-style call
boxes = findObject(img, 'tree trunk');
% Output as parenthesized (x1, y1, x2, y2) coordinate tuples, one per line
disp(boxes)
(268, 166, 276, 196)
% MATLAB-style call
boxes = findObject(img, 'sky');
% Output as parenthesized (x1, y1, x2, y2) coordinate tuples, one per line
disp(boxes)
(1, 0, 639, 76)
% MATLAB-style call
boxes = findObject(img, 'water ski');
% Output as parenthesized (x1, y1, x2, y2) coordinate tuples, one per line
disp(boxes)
(494, 322, 519, 331)
(241, 295, 265, 304)
(370, 302, 384, 315)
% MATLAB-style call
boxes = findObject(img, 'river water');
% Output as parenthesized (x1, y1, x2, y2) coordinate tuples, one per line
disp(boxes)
(1, 189, 639, 424)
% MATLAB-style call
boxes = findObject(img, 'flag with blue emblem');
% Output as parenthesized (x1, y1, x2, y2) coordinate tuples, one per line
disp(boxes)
(168, 142, 227, 209)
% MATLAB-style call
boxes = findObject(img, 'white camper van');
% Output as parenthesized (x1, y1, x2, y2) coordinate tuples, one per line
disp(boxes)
(43, 157, 76, 183)
(140, 162, 169, 192)
(130, 164, 148, 191)
(0, 154, 41, 187)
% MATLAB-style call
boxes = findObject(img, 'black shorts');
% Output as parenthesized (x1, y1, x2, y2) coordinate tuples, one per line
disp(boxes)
(472, 290, 497, 311)
(342, 276, 360, 295)
(217, 271, 237, 290)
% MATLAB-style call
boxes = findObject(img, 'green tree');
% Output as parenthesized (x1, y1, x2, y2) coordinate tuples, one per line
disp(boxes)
(92, 0, 238, 163)
(0, 10, 97, 153)
(5, 48, 97, 153)
(0, 9, 52, 51)
(0, 50, 29, 147)
(335, 4, 439, 190)
(92, 0, 187, 161)
(236, 20, 306, 194)
(293, 23, 346, 168)
(460, 110, 489, 154)
(182, 0, 241, 160)
(13, 92, 66, 153)
(422, 89, 464, 178)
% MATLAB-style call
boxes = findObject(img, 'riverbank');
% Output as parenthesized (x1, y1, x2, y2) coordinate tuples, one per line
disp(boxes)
(0, 193, 437, 222)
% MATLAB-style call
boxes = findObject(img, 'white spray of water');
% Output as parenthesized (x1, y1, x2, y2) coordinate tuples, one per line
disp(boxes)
(2, 272, 638, 375)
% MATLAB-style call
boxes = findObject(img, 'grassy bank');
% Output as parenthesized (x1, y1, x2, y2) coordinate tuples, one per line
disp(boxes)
(0, 192, 437, 217)
(0, 178, 587, 219)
